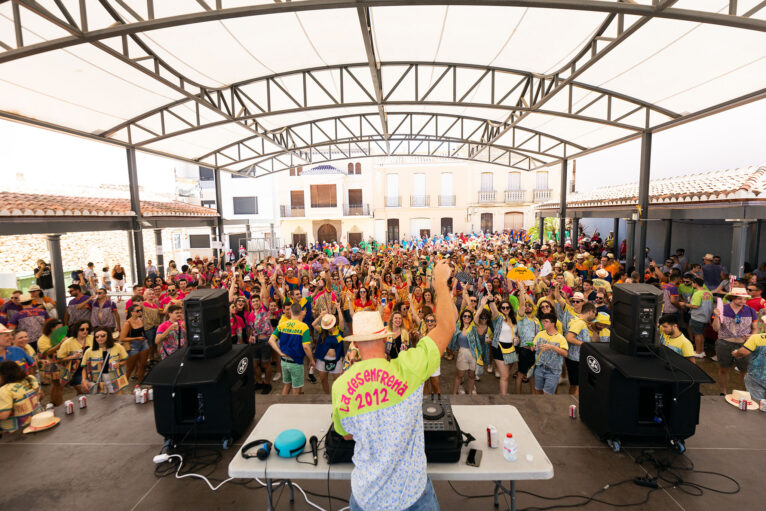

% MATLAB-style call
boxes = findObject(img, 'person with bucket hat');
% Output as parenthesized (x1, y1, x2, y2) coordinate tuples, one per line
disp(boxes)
(0, 360, 43, 433)
(331, 261, 455, 511)
(711, 288, 757, 396)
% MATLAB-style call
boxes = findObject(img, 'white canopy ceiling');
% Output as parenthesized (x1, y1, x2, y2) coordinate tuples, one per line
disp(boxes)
(1, 0, 765, 176)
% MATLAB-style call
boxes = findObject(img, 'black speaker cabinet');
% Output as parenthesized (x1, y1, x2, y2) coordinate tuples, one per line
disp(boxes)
(143, 344, 255, 443)
(610, 283, 663, 356)
(579, 343, 713, 449)
(184, 289, 231, 359)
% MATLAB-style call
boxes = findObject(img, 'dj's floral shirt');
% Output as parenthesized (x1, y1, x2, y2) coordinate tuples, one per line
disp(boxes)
(331, 337, 440, 511)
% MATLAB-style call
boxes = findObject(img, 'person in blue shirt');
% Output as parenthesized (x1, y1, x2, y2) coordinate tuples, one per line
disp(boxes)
(0, 325, 36, 375)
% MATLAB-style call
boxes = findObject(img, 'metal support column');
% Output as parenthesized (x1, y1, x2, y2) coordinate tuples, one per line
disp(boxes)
(46, 234, 66, 320)
(559, 159, 568, 245)
(126, 230, 137, 285)
(636, 132, 652, 281)
(154, 229, 164, 279)
(214, 168, 226, 269)
(270, 222, 276, 250)
(126, 147, 146, 284)
(748, 221, 760, 270)
(663, 219, 673, 262)
(626, 219, 636, 271)
(538, 215, 545, 244)
(612, 218, 620, 258)
(731, 221, 751, 278)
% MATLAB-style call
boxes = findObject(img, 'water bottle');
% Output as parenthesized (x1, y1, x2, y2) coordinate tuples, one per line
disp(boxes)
(503, 433, 518, 462)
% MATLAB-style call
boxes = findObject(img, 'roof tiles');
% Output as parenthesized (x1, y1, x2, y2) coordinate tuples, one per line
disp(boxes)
(538, 165, 766, 210)
(0, 192, 218, 218)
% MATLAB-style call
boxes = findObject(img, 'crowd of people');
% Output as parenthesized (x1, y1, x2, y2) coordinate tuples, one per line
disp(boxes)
(1, 228, 765, 434)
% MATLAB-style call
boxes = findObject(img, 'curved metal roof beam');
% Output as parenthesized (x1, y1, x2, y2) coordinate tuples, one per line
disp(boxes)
(4, 1, 766, 65)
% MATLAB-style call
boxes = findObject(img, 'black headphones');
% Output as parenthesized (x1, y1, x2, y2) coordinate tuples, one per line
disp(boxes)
(241, 439, 272, 460)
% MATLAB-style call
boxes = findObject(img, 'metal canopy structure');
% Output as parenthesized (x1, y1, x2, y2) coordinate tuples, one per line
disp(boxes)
(2, 0, 766, 178)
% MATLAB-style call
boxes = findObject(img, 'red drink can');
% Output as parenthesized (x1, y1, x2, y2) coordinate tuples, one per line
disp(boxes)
(78, 395, 87, 409)
(739, 398, 748, 411)
(64, 400, 74, 414)
(569, 404, 577, 419)
(141, 389, 149, 403)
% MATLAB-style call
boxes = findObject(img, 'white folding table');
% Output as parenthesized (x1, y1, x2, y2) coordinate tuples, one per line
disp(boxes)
(229, 404, 553, 510)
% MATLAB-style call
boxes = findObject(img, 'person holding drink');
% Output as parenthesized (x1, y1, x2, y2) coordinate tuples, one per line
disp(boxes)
(56, 320, 93, 394)
(81, 327, 129, 394)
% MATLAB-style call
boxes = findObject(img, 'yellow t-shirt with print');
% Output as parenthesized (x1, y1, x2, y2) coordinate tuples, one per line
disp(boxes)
(661, 332, 695, 358)
(0, 376, 42, 433)
(56, 336, 94, 360)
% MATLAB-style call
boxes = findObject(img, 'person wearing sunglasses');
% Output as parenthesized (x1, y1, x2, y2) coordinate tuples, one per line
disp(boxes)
(56, 320, 93, 394)
(745, 283, 765, 314)
(422, 312, 441, 395)
(90, 288, 120, 330)
(81, 326, 129, 394)
(486, 295, 517, 396)
(711, 288, 758, 396)
(448, 308, 482, 395)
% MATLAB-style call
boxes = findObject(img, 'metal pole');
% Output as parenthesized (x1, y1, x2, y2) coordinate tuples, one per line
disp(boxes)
(559, 159, 568, 246)
(154, 229, 164, 279)
(730, 221, 751, 278)
(126, 147, 146, 284)
(126, 231, 137, 284)
(538, 215, 545, 244)
(636, 132, 652, 281)
(46, 234, 66, 320)
(270, 222, 276, 251)
(613, 218, 620, 258)
(663, 219, 672, 262)
(626, 219, 636, 271)
(214, 168, 226, 269)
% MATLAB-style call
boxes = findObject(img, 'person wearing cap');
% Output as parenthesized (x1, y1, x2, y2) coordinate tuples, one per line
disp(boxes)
(711, 288, 757, 396)
(269, 302, 315, 395)
(7, 294, 49, 349)
(0, 325, 36, 375)
(590, 312, 611, 343)
(0, 360, 43, 434)
(311, 313, 345, 394)
(331, 262, 455, 511)
(732, 323, 766, 401)
(28, 284, 56, 318)
(564, 300, 597, 395)
(658, 314, 695, 362)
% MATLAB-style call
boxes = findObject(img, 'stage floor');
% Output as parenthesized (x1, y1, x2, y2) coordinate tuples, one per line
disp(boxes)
(1, 395, 762, 511)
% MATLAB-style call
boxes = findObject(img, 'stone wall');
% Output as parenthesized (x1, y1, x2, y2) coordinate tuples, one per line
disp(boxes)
(0, 229, 173, 285)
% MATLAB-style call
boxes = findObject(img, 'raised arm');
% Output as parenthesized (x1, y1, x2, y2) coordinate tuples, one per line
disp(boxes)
(427, 261, 458, 355)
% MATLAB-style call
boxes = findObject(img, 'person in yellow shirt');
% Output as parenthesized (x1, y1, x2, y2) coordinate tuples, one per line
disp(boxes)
(658, 314, 696, 362)
(565, 302, 597, 395)
(532, 314, 569, 395)
(732, 330, 766, 402)
(0, 361, 43, 433)
(591, 312, 611, 343)
(56, 320, 94, 394)
(81, 327, 129, 394)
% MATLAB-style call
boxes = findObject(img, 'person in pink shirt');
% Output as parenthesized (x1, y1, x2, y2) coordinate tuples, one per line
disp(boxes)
(229, 302, 246, 344)
(155, 305, 186, 359)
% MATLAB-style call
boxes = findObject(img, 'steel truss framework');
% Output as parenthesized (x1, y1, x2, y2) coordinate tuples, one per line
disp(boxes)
(3, 0, 766, 177)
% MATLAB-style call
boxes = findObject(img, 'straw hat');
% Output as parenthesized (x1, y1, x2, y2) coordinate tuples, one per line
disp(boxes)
(595, 268, 609, 279)
(724, 389, 758, 411)
(726, 288, 750, 300)
(320, 314, 337, 330)
(28, 284, 41, 292)
(0, 324, 14, 334)
(595, 312, 611, 325)
(23, 411, 61, 434)
(703, 253, 714, 260)
(344, 311, 388, 342)
(572, 292, 585, 301)
(18, 293, 32, 303)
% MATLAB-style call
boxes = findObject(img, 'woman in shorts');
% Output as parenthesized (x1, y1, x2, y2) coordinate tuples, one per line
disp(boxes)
(311, 313, 345, 394)
(448, 308, 482, 395)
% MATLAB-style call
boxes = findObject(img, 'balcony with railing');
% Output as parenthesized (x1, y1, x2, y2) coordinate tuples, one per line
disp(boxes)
(533, 189, 552, 202)
(438, 195, 456, 207)
(343, 203, 371, 216)
(478, 190, 496, 203)
(385, 196, 402, 207)
(504, 189, 526, 203)
(410, 195, 430, 207)
(280, 205, 306, 217)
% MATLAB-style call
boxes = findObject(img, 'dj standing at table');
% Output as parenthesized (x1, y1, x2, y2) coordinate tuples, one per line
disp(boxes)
(331, 261, 456, 511)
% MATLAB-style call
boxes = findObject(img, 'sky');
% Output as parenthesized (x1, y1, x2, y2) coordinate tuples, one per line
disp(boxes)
(1, 97, 766, 194)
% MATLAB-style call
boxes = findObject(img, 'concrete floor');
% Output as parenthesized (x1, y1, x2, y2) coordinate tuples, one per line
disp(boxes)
(2, 394, 763, 511)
